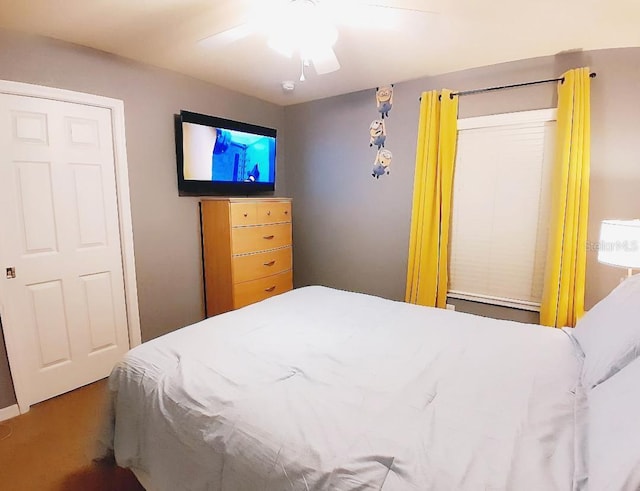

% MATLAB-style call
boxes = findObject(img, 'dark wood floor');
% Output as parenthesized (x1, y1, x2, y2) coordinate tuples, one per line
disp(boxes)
(0, 380, 144, 490)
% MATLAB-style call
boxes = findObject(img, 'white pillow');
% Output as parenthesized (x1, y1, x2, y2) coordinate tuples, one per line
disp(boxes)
(588, 356, 640, 491)
(571, 274, 640, 389)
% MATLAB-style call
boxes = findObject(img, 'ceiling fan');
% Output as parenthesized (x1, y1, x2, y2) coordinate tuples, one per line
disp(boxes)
(198, 0, 438, 80)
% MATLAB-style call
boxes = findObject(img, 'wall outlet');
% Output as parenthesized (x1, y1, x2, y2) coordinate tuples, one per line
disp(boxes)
(446, 304, 456, 311)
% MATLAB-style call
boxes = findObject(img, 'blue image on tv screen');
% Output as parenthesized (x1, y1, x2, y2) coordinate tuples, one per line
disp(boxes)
(211, 129, 276, 183)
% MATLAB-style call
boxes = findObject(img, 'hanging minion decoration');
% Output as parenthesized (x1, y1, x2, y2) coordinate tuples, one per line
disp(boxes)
(369, 119, 386, 149)
(369, 84, 394, 179)
(372, 149, 392, 179)
(375, 85, 394, 119)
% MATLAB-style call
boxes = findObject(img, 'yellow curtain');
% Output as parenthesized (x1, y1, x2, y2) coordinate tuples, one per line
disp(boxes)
(405, 90, 459, 308)
(540, 68, 591, 327)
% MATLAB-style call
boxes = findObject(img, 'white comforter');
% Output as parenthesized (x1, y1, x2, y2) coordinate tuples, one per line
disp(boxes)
(104, 286, 584, 491)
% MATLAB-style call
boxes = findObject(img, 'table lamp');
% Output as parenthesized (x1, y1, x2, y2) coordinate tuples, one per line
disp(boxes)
(598, 219, 640, 278)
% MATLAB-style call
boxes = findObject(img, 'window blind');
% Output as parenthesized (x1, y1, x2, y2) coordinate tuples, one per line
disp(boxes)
(449, 109, 557, 310)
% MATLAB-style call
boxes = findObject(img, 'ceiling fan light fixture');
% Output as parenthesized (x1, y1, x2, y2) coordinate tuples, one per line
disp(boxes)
(299, 23, 338, 60)
(266, 0, 338, 62)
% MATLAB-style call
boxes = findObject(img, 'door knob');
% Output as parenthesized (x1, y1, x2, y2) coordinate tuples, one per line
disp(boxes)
(6, 267, 16, 279)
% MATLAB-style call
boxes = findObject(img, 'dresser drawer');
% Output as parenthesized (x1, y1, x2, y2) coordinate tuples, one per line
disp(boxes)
(231, 223, 291, 255)
(257, 201, 291, 224)
(233, 270, 293, 309)
(230, 202, 259, 226)
(232, 246, 292, 283)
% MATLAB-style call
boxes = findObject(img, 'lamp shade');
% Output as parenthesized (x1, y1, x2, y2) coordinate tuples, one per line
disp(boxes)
(598, 219, 640, 269)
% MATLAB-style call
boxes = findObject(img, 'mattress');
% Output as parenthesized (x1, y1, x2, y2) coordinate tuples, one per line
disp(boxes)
(103, 286, 584, 490)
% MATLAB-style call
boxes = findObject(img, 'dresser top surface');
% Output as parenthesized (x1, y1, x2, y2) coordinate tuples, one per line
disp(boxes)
(201, 197, 291, 203)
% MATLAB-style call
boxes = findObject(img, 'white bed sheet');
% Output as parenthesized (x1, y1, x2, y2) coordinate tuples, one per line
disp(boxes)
(103, 286, 584, 491)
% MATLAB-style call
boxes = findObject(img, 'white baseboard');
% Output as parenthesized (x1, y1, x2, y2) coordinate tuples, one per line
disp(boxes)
(0, 404, 19, 422)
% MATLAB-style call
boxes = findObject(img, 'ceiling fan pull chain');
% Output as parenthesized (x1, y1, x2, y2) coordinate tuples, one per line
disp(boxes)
(300, 59, 306, 82)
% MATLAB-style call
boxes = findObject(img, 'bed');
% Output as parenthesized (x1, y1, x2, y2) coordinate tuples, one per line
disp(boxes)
(101, 278, 640, 490)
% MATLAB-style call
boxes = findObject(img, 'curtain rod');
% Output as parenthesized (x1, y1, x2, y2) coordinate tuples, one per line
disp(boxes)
(423, 72, 596, 101)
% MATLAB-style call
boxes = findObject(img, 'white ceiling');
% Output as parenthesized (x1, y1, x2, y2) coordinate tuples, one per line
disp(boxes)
(1, 0, 639, 106)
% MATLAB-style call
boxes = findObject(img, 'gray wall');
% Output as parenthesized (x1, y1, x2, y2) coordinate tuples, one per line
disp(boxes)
(0, 29, 286, 408)
(285, 48, 640, 320)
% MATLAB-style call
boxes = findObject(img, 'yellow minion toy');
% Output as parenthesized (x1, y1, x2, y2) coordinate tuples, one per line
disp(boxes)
(375, 85, 393, 119)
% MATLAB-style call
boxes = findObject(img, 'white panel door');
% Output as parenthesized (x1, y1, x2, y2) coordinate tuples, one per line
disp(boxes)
(0, 94, 130, 406)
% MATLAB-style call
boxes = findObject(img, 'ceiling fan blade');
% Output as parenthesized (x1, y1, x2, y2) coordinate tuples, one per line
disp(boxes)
(197, 23, 253, 48)
(342, 0, 440, 14)
(311, 47, 341, 75)
(197, 0, 292, 49)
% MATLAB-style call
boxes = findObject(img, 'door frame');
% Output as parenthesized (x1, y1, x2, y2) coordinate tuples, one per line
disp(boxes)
(0, 80, 142, 414)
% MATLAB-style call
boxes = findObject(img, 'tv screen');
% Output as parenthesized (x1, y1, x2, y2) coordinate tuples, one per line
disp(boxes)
(175, 110, 277, 195)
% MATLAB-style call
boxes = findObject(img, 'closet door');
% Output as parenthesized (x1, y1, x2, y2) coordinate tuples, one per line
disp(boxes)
(0, 94, 130, 406)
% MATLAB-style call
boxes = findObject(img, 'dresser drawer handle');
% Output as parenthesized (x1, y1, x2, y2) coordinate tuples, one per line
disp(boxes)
(264, 286, 276, 292)
(284, 210, 289, 215)
(267, 210, 271, 216)
(243, 212, 248, 217)
(263, 260, 276, 266)
(263, 235, 275, 240)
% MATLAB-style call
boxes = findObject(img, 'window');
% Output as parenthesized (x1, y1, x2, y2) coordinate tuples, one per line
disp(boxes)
(448, 109, 557, 311)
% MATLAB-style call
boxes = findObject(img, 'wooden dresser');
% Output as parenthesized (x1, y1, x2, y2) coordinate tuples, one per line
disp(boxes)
(200, 197, 293, 316)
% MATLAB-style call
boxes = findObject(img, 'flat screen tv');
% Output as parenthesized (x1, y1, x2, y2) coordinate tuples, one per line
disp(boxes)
(175, 110, 277, 196)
